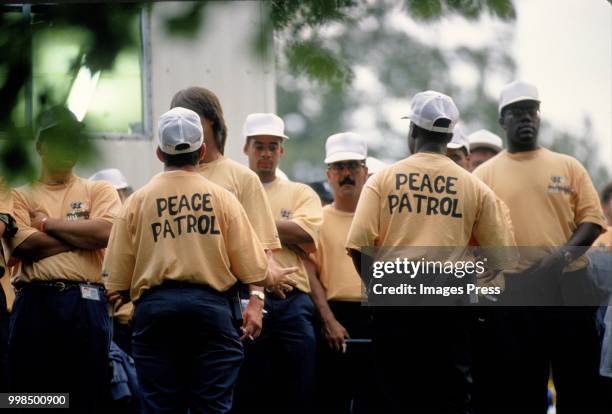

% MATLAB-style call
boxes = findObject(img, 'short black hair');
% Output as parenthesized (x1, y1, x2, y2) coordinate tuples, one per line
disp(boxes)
(162, 147, 201, 167)
(411, 122, 453, 145)
(601, 182, 612, 204)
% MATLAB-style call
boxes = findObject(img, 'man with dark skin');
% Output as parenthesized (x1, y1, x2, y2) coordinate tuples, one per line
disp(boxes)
(474, 80, 609, 413)
(346, 91, 516, 413)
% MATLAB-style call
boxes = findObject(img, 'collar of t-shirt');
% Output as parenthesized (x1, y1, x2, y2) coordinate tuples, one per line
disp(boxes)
(38, 173, 77, 190)
(503, 147, 544, 161)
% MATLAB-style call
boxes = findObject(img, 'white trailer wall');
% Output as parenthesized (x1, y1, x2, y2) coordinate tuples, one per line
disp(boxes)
(76, 1, 276, 190)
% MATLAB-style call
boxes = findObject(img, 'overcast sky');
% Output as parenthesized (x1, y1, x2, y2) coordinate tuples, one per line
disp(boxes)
(370, 1, 611, 172)
(513, 0, 611, 171)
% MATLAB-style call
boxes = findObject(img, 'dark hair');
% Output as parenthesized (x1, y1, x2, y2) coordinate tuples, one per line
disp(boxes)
(162, 148, 201, 167)
(411, 122, 453, 145)
(601, 182, 612, 204)
(170, 87, 228, 154)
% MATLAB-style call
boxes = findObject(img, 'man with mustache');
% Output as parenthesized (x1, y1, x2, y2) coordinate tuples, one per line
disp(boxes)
(235, 113, 323, 414)
(308, 132, 380, 413)
(474, 80, 609, 413)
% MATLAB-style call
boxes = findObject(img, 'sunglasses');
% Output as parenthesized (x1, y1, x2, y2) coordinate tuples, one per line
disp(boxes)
(327, 160, 365, 172)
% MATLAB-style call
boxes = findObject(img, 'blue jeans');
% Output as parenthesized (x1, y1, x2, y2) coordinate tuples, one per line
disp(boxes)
(132, 282, 243, 414)
(8, 283, 110, 412)
(232, 291, 316, 414)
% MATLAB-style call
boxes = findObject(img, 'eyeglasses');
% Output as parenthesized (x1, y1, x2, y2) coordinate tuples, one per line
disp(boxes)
(503, 106, 540, 118)
(327, 161, 365, 172)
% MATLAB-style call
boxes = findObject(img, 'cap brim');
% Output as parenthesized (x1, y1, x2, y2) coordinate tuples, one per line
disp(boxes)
(470, 143, 502, 152)
(246, 130, 289, 140)
(325, 152, 366, 164)
(499, 97, 541, 113)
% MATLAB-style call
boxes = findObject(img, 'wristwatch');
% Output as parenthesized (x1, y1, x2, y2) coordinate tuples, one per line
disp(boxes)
(250, 290, 265, 301)
(559, 248, 574, 265)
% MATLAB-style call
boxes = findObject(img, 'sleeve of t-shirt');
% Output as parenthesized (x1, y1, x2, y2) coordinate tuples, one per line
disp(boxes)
(346, 179, 381, 252)
(103, 202, 136, 292)
(5, 189, 38, 257)
(472, 188, 519, 270)
(572, 161, 607, 231)
(241, 176, 281, 251)
(224, 198, 268, 284)
(0, 182, 12, 216)
(89, 181, 122, 223)
(288, 185, 323, 249)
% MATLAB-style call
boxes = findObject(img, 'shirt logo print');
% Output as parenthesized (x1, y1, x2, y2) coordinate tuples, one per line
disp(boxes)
(67, 201, 90, 221)
(547, 176, 572, 194)
(280, 209, 292, 219)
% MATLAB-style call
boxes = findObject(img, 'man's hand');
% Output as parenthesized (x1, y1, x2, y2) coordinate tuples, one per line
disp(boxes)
(266, 254, 298, 299)
(29, 210, 48, 232)
(529, 250, 566, 277)
(240, 297, 264, 341)
(106, 290, 126, 308)
(322, 317, 349, 353)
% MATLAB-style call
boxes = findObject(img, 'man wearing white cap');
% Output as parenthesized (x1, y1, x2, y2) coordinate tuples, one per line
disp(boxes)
(468, 129, 503, 171)
(308, 132, 379, 413)
(170, 88, 295, 346)
(346, 91, 516, 413)
(235, 113, 323, 414)
(103, 107, 296, 413)
(446, 123, 471, 170)
(6, 106, 121, 411)
(474, 81, 608, 412)
(89, 168, 133, 203)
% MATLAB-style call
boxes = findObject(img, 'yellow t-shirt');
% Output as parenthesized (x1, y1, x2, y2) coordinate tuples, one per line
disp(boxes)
(264, 178, 323, 293)
(7, 174, 121, 284)
(593, 226, 612, 248)
(346, 152, 516, 268)
(311, 205, 364, 302)
(104, 170, 268, 302)
(199, 156, 281, 250)
(0, 183, 13, 310)
(474, 148, 607, 270)
(0, 182, 12, 272)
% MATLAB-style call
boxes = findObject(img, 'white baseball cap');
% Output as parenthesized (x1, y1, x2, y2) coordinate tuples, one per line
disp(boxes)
(402, 90, 459, 133)
(468, 129, 503, 153)
(89, 168, 129, 189)
(498, 80, 540, 114)
(243, 113, 288, 140)
(446, 123, 470, 154)
(158, 107, 204, 155)
(366, 156, 387, 175)
(324, 132, 367, 164)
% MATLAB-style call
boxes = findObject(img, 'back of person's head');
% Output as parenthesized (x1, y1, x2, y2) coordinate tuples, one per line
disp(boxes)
(602, 182, 612, 205)
(170, 87, 228, 154)
(157, 107, 204, 167)
(404, 90, 458, 145)
(411, 121, 453, 143)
